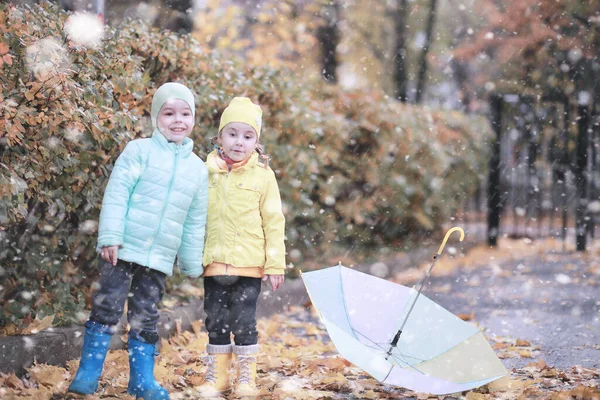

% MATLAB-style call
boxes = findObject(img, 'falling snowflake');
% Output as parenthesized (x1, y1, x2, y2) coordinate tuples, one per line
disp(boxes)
(370, 262, 389, 278)
(25, 37, 70, 80)
(555, 273, 571, 285)
(64, 12, 104, 49)
(288, 249, 301, 262)
(23, 337, 35, 351)
(79, 220, 98, 235)
(588, 201, 600, 213)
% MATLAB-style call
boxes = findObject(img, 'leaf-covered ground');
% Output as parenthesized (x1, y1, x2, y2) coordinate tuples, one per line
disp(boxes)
(1, 304, 599, 400)
(2, 236, 600, 399)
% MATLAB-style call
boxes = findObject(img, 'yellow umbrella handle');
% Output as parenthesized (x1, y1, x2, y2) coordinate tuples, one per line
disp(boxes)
(436, 227, 465, 256)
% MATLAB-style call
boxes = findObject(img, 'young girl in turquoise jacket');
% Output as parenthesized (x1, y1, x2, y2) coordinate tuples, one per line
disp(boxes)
(68, 82, 208, 400)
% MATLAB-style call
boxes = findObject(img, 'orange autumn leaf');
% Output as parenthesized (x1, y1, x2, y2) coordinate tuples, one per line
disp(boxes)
(457, 311, 475, 321)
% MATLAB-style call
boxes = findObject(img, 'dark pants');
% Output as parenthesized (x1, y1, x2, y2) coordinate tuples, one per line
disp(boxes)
(204, 276, 261, 346)
(89, 258, 166, 344)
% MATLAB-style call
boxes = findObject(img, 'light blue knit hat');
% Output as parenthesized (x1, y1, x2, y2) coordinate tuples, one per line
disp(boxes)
(151, 82, 195, 128)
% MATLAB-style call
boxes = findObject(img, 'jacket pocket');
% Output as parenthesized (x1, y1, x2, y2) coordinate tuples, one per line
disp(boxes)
(233, 184, 262, 230)
(233, 184, 261, 208)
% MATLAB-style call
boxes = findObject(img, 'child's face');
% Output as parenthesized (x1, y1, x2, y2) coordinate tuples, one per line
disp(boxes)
(156, 99, 194, 144)
(218, 122, 258, 162)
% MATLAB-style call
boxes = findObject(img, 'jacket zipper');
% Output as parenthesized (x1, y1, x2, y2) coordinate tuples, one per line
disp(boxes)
(147, 146, 179, 266)
(217, 171, 229, 269)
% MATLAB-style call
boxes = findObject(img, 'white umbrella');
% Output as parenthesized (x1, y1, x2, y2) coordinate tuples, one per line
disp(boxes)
(301, 227, 508, 395)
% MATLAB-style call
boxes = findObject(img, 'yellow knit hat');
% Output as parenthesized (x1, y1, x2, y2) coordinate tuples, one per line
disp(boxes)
(218, 97, 263, 137)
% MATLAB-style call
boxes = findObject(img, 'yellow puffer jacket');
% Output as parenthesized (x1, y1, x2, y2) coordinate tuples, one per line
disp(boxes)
(202, 150, 286, 276)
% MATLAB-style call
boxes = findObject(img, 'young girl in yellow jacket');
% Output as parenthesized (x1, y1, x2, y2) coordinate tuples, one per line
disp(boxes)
(196, 97, 285, 397)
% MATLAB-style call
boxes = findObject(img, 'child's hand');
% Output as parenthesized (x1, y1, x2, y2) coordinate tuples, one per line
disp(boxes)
(101, 246, 119, 266)
(262, 274, 284, 291)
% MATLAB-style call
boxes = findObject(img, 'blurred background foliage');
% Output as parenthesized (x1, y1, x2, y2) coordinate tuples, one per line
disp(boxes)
(0, 3, 490, 329)
(453, 0, 600, 103)
(3, 0, 597, 330)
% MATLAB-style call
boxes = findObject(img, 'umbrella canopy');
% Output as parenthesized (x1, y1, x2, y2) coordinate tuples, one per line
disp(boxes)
(302, 261, 508, 395)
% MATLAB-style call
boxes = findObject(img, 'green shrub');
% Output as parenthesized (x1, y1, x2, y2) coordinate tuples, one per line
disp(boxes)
(0, 2, 491, 329)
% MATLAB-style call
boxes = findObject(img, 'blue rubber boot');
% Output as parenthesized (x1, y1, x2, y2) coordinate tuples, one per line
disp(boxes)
(68, 321, 112, 395)
(127, 338, 170, 400)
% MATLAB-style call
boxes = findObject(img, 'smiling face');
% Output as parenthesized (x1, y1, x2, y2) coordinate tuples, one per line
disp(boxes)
(156, 99, 194, 144)
(218, 122, 258, 162)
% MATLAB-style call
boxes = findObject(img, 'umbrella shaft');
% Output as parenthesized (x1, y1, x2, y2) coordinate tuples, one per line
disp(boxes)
(386, 255, 439, 360)
(385, 330, 403, 358)
(399, 256, 438, 332)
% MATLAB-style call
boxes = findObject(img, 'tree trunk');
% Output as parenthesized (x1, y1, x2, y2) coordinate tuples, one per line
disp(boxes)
(393, 0, 408, 102)
(449, 12, 471, 111)
(415, 0, 438, 103)
(450, 58, 470, 110)
(316, 1, 340, 84)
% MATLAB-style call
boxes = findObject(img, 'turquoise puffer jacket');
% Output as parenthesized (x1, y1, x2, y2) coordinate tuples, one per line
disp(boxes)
(97, 131, 208, 277)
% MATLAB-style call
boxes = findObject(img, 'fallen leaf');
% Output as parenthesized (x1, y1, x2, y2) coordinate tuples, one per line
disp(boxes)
(0, 323, 20, 336)
(541, 378, 560, 388)
(566, 385, 600, 399)
(28, 364, 68, 387)
(191, 320, 203, 335)
(1, 306, 598, 400)
(541, 368, 558, 378)
(362, 389, 381, 399)
(4, 374, 25, 390)
(457, 311, 475, 321)
(21, 315, 55, 335)
(519, 349, 533, 358)
(465, 393, 487, 400)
